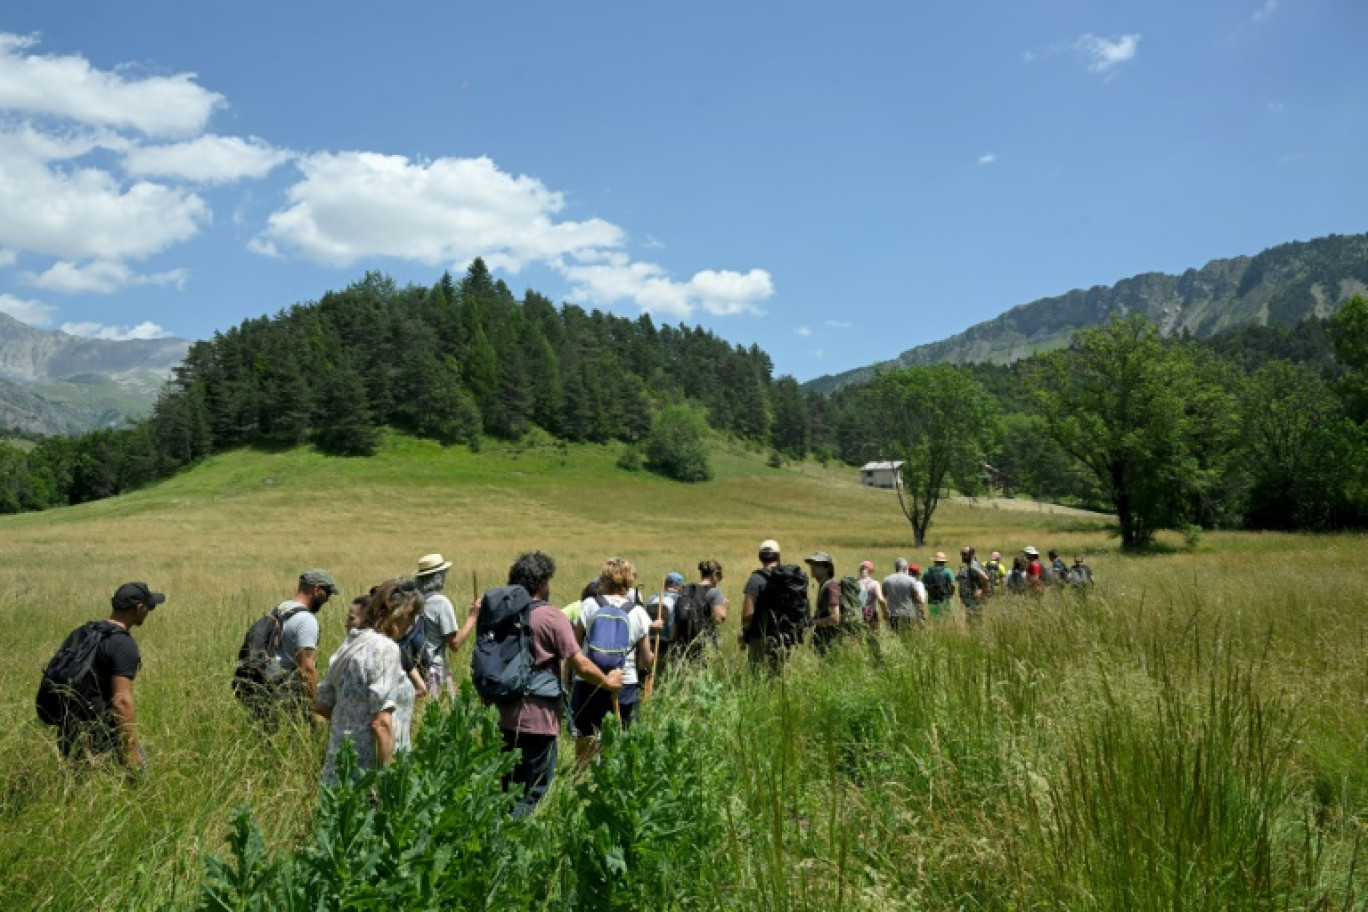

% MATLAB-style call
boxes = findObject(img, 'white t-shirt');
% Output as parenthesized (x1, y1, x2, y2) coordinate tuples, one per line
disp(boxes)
(577, 594, 652, 686)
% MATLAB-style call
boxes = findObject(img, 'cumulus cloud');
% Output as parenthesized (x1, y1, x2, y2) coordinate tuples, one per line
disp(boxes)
(0, 33, 221, 137)
(255, 152, 622, 269)
(59, 320, 171, 340)
(795, 325, 811, 337)
(559, 260, 772, 318)
(1252, 0, 1278, 22)
(1075, 34, 1141, 73)
(124, 134, 292, 183)
(0, 144, 209, 262)
(977, 152, 997, 165)
(0, 292, 55, 326)
(0, 249, 16, 268)
(26, 260, 188, 294)
(258, 150, 773, 318)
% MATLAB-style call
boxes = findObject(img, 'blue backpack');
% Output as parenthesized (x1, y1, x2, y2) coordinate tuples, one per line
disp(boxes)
(584, 595, 633, 675)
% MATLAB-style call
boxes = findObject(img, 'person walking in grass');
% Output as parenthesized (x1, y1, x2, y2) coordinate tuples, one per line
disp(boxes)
(984, 551, 1007, 595)
(669, 559, 729, 666)
(804, 552, 844, 656)
(39, 582, 165, 774)
(921, 552, 956, 620)
(741, 540, 810, 673)
(315, 579, 425, 784)
(486, 552, 622, 816)
(414, 553, 478, 699)
(1048, 549, 1069, 588)
(957, 546, 990, 621)
(573, 558, 653, 768)
(1069, 555, 1095, 589)
(857, 560, 887, 631)
(644, 571, 683, 673)
(1005, 556, 1029, 595)
(882, 558, 924, 631)
(275, 568, 339, 720)
(1023, 546, 1046, 595)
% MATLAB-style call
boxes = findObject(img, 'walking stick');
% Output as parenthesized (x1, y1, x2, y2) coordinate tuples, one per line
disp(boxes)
(642, 576, 667, 701)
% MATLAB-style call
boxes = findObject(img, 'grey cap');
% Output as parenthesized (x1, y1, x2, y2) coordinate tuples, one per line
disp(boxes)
(803, 551, 834, 567)
(299, 568, 339, 595)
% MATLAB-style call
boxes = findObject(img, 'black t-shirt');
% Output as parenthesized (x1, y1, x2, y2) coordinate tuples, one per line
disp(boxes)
(92, 625, 140, 713)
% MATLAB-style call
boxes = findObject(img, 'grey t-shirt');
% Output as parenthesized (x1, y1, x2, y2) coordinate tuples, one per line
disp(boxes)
(276, 601, 319, 671)
(421, 591, 459, 669)
(882, 572, 922, 619)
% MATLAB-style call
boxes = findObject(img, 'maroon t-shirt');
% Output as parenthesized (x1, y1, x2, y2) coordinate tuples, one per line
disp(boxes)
(499, 603, 580, 736)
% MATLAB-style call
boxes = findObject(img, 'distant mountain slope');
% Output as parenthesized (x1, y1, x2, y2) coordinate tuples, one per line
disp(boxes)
(0, 313, 189, 434)
(806, 233, 1368, 393)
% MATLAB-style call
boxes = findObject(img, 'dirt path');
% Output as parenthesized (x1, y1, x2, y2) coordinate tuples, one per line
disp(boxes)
(947, 495, 1112, 518)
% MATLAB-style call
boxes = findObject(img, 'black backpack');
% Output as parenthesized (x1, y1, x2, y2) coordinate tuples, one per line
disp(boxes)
(750, 564, 810, 643)
(924, 567, 954, 602)
(470, 586, 562, 703)
(232, 605, 307, 712)
(671, 583, 716, 648)
(36, 621, 127, 726)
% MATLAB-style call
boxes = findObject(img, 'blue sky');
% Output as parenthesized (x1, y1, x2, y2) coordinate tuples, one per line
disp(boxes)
(0, 0, 1364, 380)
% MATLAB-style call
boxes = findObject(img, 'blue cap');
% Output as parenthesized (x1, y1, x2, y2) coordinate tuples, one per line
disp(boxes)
(665, 572, 685, 586)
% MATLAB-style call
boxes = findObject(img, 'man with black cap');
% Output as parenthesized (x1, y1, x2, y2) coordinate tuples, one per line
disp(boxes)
(275, 568, 339, 713)
(46, 582, 165, 771)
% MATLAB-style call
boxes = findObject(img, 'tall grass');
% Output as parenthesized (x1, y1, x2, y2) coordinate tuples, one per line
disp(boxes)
(0, 437, 1364, 909)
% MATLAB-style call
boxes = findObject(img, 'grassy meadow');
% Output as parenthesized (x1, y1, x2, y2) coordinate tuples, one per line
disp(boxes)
(0, 434, 1365, 909)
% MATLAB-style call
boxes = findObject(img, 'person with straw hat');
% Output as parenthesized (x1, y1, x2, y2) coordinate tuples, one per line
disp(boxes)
(921, 552, 956, 620)
(414, 552, 477, 699)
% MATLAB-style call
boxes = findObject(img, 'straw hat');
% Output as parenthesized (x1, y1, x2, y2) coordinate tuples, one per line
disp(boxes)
(415, 553, 452, 575)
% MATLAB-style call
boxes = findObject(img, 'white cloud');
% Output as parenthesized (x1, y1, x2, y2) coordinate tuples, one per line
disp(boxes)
(0, 143, 209, 261)
(825, 319, 852, 329)
(795, 325, 811, 337)
(1266, 101, 1285, 114)
(977, 152, 997, 165)
(26, 260, 188, 294)
(0, 33, 221, 137)
(59, 320, 171, 340)
(256, 152, 623, 270)
(560, 261, 772, 318)
(1252, 0, 1278, 22)
(643, 234, 665, 250)
(0, 249, 16, 268)
(124, 134, 292, 183)
(0, 292, 55, 326)
(1075, 33, 1141, 73)
(259, 150, 773, 318)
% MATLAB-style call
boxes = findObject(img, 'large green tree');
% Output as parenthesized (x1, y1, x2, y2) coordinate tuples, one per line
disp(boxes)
(869, 365, 998, 546)
(1024, 316, 1234, 548)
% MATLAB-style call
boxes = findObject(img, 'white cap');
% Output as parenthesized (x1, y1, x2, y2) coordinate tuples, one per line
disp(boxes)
(759, 539, 780, 554)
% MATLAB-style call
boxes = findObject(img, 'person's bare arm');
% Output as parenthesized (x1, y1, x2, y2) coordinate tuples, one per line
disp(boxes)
(814, 588, 840, 627)
(741, 593, 756, 631)
(446, 600, 481, 653)
(408, 667, 428, 699)
(314, 701, 333, 721)
(108, 676, 146, 771)
(371, 709, 395, 768)
(569, 654, 624, 691)
(295, 648, 319, 699)
(636, 636, 654, 674)
(714, 594, 729, 626)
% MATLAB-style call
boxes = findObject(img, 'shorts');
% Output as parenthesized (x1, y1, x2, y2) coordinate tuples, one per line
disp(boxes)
(571, 680, 638, 735)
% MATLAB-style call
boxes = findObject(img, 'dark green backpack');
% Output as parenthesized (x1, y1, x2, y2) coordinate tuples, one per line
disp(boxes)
(837, 576, 866, 629)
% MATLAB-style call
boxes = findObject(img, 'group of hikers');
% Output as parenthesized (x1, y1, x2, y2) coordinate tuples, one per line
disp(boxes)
(35, 540, 1093, 816)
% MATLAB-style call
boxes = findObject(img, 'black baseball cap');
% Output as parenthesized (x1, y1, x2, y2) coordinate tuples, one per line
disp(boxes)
(112, 582, 166, 611)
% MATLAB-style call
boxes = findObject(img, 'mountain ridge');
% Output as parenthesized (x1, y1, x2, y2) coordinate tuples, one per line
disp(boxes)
(805, 232, 1368, 393)
(0, 313, 189, 434)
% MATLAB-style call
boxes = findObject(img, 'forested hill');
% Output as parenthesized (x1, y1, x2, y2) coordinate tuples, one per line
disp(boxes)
(155, 263, 774, 460)
(806, 232, 1368, 393)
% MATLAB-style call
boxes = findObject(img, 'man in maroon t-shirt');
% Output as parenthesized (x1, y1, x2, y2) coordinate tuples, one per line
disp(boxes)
(499, 551, 622, 817)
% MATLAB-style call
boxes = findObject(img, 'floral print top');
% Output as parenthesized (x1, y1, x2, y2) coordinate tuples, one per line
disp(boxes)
(316, 628, 414, 784)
